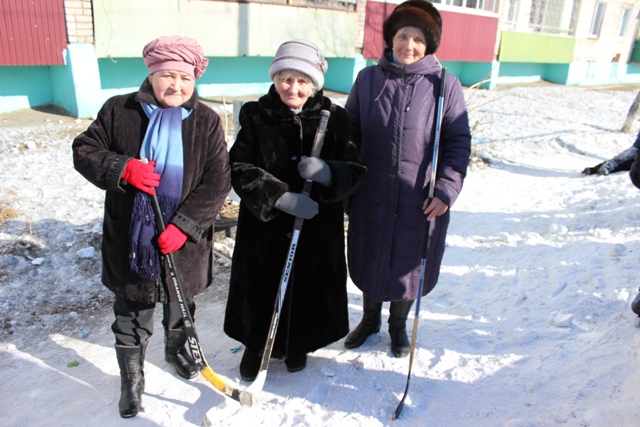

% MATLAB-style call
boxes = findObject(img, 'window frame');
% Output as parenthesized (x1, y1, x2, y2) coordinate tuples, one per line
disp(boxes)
(589, 2, 607, 38)
(618, 7, 631, 38)
(213, 0, 356, 12)
(431, 0, 499, 14)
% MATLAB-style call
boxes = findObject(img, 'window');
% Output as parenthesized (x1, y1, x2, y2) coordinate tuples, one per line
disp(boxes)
(507, 0, 519, 22)
(431, 0, 499, 14)
(589, 2, 606, 37)
(215, 0, 355, 12)
(619, 7, 631, 37)
(504, 0, 579, 36)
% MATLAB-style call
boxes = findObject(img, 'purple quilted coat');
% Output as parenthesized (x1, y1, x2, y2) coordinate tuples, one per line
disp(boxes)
(345, 50, 471, 302)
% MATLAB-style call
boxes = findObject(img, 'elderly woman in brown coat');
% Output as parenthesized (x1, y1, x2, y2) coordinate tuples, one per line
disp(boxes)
(72, 35, 230, 418)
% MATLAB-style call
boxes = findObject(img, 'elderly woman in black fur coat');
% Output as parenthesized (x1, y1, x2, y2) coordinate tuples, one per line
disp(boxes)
(223, 40, 367, 381)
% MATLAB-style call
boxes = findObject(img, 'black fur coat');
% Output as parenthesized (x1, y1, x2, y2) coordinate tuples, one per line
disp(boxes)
(223, 86, 367, 356)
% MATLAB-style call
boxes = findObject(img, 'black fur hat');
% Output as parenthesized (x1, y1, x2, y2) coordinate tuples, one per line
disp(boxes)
(383, 0, 442, 55)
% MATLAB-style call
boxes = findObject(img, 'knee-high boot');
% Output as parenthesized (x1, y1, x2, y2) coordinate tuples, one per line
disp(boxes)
(139, 339, 148, 391)
(115, 345, 144, 418)
(344, 295, 383, 349)
(388, 300, 414, 358)
(165, 329, 198, 379)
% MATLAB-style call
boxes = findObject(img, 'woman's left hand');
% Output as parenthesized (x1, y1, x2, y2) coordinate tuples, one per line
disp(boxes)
(158, 224, 188, 254)
(422, 196, 448, 221)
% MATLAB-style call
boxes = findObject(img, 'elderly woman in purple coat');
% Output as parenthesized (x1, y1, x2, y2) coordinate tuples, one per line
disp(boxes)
(344, 0, 471, 358)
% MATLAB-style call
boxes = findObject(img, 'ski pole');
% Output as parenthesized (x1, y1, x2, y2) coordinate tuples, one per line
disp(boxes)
(392, 67, 447, 421)
(149, 192, 253, 407)
(247, 109, 331, 394)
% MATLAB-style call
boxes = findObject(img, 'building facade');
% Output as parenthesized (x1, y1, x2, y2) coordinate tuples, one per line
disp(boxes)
(1, 0, 639, 117)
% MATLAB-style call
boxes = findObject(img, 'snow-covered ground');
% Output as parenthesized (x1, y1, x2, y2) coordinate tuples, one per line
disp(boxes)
(2, 83, 640, 426)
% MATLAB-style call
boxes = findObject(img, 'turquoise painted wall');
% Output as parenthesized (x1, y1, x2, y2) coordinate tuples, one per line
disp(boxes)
(445, 61, 499, 89)
(544, 64, 570, 84)
(6, 52, 640, 117)
(50, 61, 77, 116)
(564, 61, 640, 86)
(97, 56, 275, 101)
(325, 54, 367, 94)
(96, 54, 363, 101)
(97, 57, 150, 104)
(99, 58, 148, 89)
(0, 66, 53, 113)
(628, 63, 640, 76)
(498, 62, 547, 84)
(197, 57, 274, 98)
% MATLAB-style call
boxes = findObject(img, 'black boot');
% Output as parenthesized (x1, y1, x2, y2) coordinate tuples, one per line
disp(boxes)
(239, 347, 261, 382)
(139, 340, 148, 391)
(632, 290, 640, 316)
(165, 329, 198, 380)
(344, 295, 383, 349)
(285, 354, 307, 373)
(389, 300, 414, 358)
(115, 345, 143, 418)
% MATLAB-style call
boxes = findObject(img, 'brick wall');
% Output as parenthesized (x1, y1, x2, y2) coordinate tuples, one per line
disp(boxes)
(355, 0, 367, 53)
(65, 0, 94, 43)
(572, 0, 638, 63)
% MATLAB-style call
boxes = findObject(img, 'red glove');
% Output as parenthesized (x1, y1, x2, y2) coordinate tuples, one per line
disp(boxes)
(122, 159, 160, 195)
(157, 224, 188, 254)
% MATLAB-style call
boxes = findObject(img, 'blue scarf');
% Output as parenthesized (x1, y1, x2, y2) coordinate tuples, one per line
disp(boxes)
(129, 102, 191, 280)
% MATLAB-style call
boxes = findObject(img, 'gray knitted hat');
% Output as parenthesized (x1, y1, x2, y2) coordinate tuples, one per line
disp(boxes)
(268, 40, 328, 89)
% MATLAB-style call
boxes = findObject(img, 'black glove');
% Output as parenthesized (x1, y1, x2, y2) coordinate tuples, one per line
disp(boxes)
(298, 156, 332, 186)
(597, 160, 617, 176)
(275, 192, 318, 219)
(581, 165, 599, 175)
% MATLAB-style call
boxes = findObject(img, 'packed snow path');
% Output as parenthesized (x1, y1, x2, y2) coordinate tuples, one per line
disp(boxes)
(2, 83, 640, 426)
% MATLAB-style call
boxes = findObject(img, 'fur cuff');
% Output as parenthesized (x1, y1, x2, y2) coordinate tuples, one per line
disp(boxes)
(106, 155, 130, 192)
(170, 211, 206, 242)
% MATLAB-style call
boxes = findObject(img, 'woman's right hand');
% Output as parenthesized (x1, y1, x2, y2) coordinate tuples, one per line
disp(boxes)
(122, 159, 160, 195)
(422, 196, 448, 221)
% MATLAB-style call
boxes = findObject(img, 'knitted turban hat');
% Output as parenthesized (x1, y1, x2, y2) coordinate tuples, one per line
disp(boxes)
(383, 0, 442, 56)
(268, 39, 329, 90)
(143, 35, 209, 79)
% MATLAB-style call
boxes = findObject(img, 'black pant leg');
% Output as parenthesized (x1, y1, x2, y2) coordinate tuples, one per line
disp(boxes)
(112, 296, 156, 347)
(162, 299, 196, 331)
